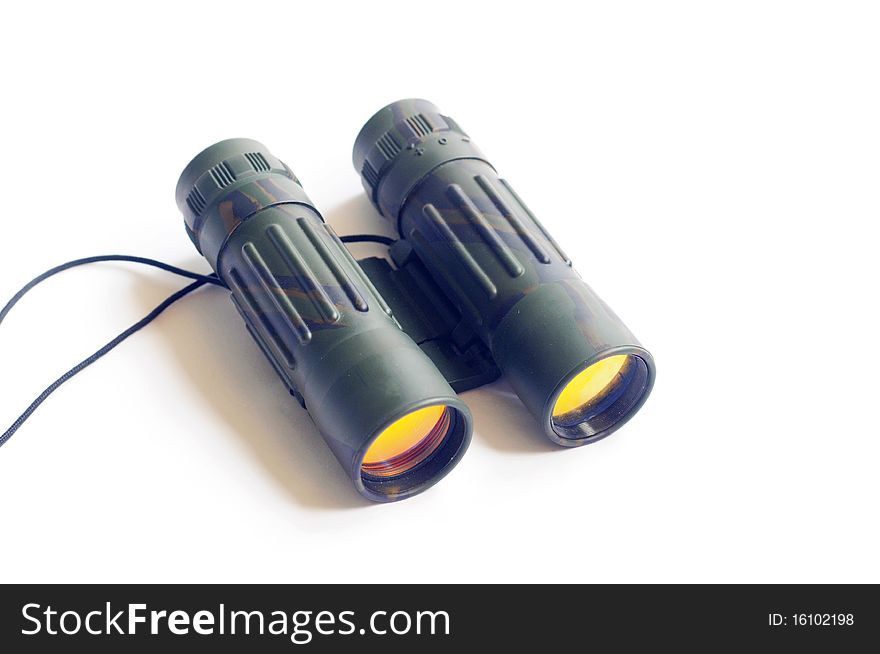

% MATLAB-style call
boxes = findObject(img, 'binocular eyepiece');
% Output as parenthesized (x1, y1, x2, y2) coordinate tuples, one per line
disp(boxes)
(177, 101, 656, 502)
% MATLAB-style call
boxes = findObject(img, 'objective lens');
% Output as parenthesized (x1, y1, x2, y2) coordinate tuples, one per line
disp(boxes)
(553, 355, 630, 417)
(551, 354, 651, 440)
(361, 405, 452, 478)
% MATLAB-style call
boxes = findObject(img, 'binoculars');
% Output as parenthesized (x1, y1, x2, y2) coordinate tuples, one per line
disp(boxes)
(176, 100, 656, 502)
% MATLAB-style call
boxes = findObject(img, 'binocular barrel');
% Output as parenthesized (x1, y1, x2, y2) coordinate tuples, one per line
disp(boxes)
(176, 139, 472, 502)
(354, 100, 655, 445)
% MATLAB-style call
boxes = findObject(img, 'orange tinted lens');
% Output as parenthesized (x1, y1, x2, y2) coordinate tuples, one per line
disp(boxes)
(361, 405, 451, 478)
(553, 355, 631, 418)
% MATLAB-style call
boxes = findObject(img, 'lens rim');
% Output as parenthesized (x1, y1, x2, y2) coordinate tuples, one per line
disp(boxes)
(354, 396, 473, 502)
(544, 345, 656, 446)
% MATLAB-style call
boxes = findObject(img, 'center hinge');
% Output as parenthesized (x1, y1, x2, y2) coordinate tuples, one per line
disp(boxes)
(356, 240, 500, 393)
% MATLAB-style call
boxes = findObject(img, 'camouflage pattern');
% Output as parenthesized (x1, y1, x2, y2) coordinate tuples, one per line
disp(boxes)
(354, 100, 656, 446)
(176, 139, 472, 502)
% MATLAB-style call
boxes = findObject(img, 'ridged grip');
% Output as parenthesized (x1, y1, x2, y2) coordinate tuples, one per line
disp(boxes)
(402, 159, 576, 337)
(220, 204, 395, 388)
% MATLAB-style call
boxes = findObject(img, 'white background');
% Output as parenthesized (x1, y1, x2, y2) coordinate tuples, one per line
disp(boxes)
(1, 1, 878, 583)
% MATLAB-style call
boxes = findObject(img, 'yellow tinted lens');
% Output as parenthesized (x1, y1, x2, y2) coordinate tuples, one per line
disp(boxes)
(362, 405, 450, 478)
(553, 355, 630, 418)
